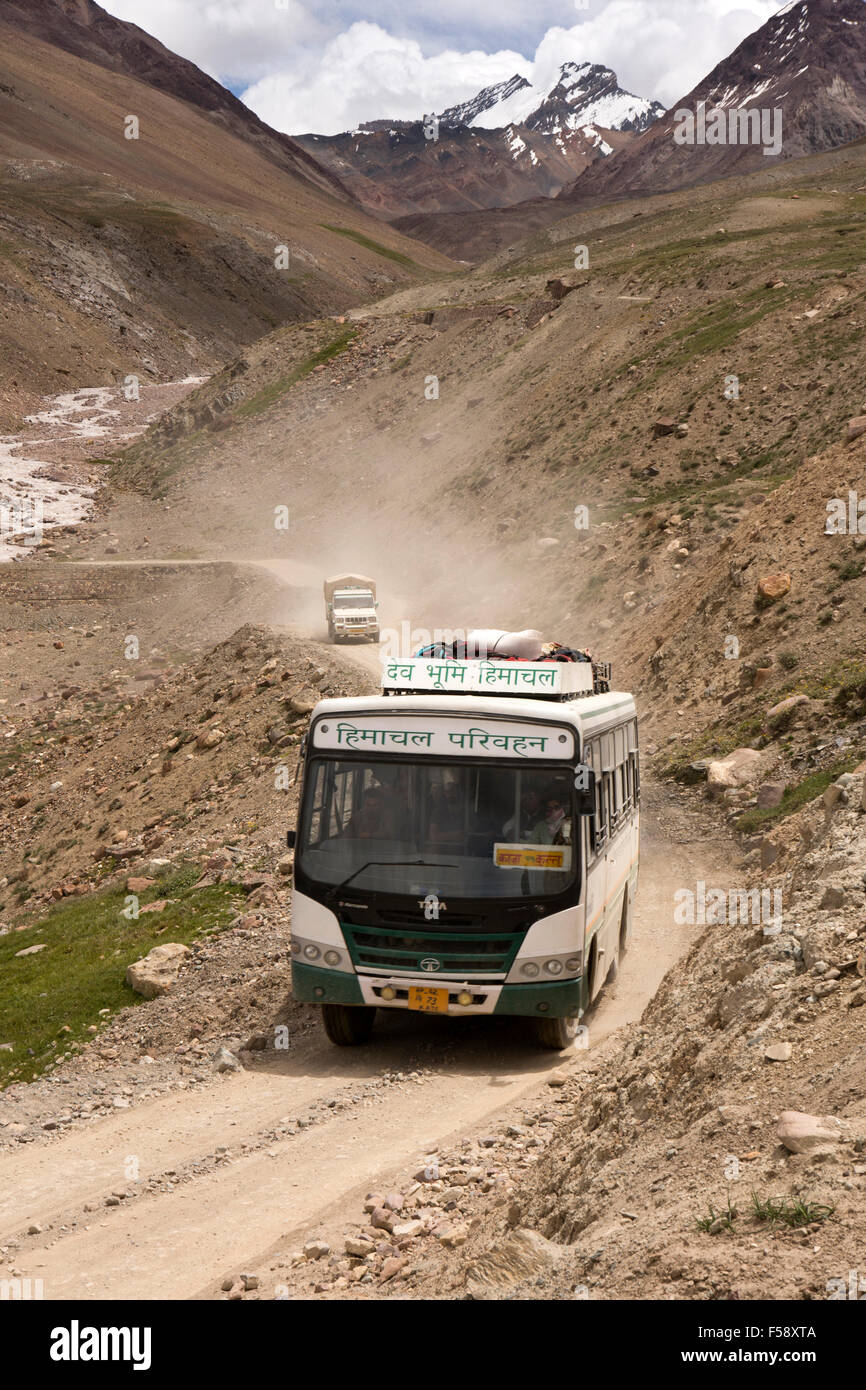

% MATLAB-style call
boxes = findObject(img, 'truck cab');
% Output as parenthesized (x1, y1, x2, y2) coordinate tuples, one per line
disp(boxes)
(324, 573, 379, 643)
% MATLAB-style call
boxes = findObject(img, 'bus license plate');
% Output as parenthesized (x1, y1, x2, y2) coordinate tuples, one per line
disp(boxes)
(408, 986, 448, 1014)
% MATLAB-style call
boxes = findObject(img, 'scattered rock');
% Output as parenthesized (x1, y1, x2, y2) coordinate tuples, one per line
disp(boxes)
(465, 1228, 563, 1300)
(777, 1110, 847, 1155)
(757, 573, 791, 603)
(125, 943, 190, 999)
(212, 1046, 242, 1074)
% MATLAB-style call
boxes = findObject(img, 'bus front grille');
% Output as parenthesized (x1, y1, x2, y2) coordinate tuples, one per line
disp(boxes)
(341, 923, 523, 976)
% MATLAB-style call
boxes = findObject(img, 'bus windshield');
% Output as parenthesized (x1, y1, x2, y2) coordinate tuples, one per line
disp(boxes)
(298, 757, 578, 900)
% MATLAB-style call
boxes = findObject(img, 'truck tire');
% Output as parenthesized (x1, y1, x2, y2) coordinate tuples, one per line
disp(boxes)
(321, 1003, 376, 1046)
(532, 1014, 581, 1051)
(370, 630, 379, 644)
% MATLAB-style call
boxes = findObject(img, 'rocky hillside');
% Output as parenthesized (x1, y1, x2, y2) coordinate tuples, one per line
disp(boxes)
(564, 0, 866, 205)
(0, 1, 453, 426)
(107, 136, 866, 772)
(0, 0, 345, 196)
(296, 62, 660, 222)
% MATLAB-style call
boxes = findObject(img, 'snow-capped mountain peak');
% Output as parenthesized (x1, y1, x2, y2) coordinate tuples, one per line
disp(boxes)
(440, 61, 664, 135)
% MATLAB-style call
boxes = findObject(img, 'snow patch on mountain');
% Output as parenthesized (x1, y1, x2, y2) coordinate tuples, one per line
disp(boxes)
(441, 61, 663, 137)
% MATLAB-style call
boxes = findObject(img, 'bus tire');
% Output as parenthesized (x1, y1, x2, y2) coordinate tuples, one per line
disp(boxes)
(532, 1014, 581, 1051)
(321, 1003, 376, 1046)
(586, 938, 599, 1005)
(619, 888, 632, 957)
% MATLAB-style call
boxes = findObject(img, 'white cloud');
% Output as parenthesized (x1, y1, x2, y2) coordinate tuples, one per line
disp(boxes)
(101, 1, 786, 135)
(531, 1, 781, 109)
(100, 0, 324, 84)
(242, 22, 527, 134)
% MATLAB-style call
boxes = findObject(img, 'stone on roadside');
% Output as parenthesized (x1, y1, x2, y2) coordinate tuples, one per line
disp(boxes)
(212, 1046, 242, 1074)
(436, 1222, 470, 1248)
(756, 782, 786, 809)
(777, 1110, 847, 1155)
(345, 1235, 375, 1258)
(303, 1240, 330, 1261)
(465, 1228, 563, 1301)
(707, 748, 764, 792)
(125, 943, 190, 999)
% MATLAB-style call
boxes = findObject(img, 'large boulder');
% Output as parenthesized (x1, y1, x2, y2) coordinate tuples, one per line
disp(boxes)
(778, 1112, 845, 1156)
(465, 1229, 564, 1301)
(707, 747, 764, 792)
(757, 572, 791, 602)
(125, 943, 190, 1000)
(765, 694, 809, 733)
(777, 1110, 847, 1155)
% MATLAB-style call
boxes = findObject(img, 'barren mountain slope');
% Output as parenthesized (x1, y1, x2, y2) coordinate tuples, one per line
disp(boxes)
(563, 0, 866, 205)
(296, 61, 657, 223)
(0, 0, 349, 196)
(297, 122, 627, 221)
(0, 14, 454, 427)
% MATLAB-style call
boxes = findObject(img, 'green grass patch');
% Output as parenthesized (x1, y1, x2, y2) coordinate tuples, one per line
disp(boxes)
(735, 757, 860, 835)
(0, 862, 244, 1087)
(320, 224, 416, 267)
(750, 1192, 835, 1228)
(235, 326, 357, 419)
(696, 1196, 738, 1234)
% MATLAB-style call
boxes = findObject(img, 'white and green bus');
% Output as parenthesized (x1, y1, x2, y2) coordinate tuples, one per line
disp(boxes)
(288, 655, 639, 1049)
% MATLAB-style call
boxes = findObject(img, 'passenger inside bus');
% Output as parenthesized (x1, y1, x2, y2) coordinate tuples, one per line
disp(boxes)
(530, 794, 570, 846)
(346, 785, 400, 839)
(429, 774, 466, 846)
(501, 786, 543, 841)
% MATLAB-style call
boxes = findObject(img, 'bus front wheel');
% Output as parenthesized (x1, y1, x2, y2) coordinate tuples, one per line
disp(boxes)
(532, 1014, 581, 1051)
(321, 1003, 376, 1046)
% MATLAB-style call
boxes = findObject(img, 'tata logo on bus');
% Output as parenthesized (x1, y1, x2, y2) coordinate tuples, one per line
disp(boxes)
(419, 958, 442, 972)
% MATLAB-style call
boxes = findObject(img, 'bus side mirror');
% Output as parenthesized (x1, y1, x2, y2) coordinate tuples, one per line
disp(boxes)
(286, 829, 296, 849)
(573, 766, 595, 815)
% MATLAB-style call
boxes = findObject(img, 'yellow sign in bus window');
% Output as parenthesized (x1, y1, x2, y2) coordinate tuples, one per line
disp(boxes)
(493, 843, 571, 871)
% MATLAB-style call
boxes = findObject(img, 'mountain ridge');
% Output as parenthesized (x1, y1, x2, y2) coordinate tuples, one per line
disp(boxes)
(296, 60, 662, 220)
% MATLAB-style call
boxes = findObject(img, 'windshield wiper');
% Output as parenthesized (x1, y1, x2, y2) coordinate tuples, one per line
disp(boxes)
(327, 859, 458, 898)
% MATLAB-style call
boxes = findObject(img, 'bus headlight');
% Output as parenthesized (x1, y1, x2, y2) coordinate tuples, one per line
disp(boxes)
(508, 951, 582, 983)
(291, 934, 352, 972)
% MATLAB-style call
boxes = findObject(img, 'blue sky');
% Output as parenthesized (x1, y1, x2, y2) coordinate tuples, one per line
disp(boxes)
(101, 1, 784, 135)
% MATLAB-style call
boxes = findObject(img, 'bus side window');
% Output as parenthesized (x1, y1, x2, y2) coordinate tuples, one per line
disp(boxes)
(587, 739, 604, 856)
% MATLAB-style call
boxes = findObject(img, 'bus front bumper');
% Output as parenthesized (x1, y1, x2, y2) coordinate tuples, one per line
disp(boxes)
(291, 962, 585, 1018)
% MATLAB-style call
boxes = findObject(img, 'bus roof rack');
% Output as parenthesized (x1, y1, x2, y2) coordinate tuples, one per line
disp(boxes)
(382, 657, 611, 702)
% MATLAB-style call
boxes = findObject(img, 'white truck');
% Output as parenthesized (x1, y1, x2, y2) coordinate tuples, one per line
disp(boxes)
(324, 574, 379, 644)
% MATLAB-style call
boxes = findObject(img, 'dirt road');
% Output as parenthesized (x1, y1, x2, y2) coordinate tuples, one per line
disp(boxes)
(0, 779, 730, 1299)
